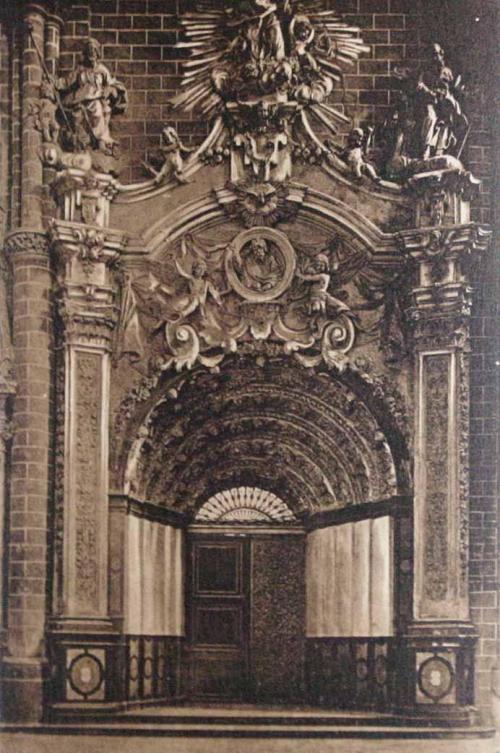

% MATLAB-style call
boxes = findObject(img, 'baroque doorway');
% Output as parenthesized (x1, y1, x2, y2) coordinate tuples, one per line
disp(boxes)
(185, 488, 306, 703)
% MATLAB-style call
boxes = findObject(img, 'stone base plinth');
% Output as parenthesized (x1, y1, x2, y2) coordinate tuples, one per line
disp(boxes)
(0, 657, 48, 722)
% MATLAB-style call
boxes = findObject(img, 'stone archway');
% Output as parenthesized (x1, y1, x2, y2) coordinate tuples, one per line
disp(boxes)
(116, 351, 408, 517)
(108, 348, 411, 706)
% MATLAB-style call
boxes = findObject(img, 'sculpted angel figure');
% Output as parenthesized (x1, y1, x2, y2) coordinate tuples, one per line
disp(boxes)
(143, 126, 195, 185)
(297, 253, 351, 318)
(128, 235, 225, 328)
(174, 254, 223, 320)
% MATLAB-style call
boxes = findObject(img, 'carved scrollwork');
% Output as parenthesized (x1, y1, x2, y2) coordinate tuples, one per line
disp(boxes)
(116, 228, 378, 374)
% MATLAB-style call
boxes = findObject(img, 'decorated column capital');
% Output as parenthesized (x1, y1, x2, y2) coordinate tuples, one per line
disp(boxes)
(400, 223, 491, 349)
(4, 228, 49, 260)
(49, 220, 127, 351)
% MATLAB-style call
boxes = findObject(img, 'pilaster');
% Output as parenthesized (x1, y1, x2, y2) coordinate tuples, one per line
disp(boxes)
(397, 220, 491, 721)
(48, 218, 127, 710)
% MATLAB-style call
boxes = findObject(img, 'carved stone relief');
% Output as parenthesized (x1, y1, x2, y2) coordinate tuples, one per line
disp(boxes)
(73, 351, 102, 613)
(113, 353, 405, 517)
(422, 353, 450, 603)
(117, 227, 404, 376)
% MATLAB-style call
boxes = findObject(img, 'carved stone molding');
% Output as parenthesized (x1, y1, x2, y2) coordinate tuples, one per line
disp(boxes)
(4, 230, 49, 258)
(400, 223, 491, 341)
(214, 182, 307, 228)
(49, 220, 125, 274)
(407, 168, 481, 227)
(50, 219, 126, 350)
(51, 169, 119, 227)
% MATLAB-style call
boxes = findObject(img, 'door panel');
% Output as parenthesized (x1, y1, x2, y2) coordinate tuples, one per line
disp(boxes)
(185, 537, 249, 700)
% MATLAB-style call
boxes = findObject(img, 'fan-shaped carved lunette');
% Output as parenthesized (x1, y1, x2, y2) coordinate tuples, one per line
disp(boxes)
(196, 488, 296, 523)
(167, 458, 317, 516)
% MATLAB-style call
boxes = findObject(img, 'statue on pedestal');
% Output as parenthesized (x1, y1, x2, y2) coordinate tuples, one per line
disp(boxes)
(57, 38, 128, 156)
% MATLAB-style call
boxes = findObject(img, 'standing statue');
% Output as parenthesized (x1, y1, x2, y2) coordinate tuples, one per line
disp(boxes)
(56, 38, 128, 155)
(415, 43, 468, 160)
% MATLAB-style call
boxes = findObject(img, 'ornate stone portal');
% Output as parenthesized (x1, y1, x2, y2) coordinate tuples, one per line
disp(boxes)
(0, 0, 494, 728)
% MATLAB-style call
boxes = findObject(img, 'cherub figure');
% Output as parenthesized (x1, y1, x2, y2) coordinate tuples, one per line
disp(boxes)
(144, 126, 194, 185)
(31, 80, 60, 144)
(342, 127, 381, 183)
(297, 253, 351, 318)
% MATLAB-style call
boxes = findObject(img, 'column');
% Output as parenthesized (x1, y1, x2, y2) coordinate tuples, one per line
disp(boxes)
(48, 220, 127, 712)
(0, 2, 55, 721)
(1, 230, 52, 721)
(400, 219, 491, 721)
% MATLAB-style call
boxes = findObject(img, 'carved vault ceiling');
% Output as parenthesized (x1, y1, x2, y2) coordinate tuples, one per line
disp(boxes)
(121, 354, 400, 518)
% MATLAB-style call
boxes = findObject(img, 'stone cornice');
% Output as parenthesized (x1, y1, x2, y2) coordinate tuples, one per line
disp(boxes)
(49, 220, 127, 270)
(399, 223, 491, 264)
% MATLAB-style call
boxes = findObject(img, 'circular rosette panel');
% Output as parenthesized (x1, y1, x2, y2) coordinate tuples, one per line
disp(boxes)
(225, 227, 296, 303)
(418, 655, 455, 702)
(68, 652, 104, 698)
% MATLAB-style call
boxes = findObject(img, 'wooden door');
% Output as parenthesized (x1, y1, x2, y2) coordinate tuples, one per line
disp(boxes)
(185, 536, 249, 700)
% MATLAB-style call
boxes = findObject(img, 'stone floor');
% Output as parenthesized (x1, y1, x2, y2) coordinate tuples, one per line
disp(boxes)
(0, 733, 498, 753)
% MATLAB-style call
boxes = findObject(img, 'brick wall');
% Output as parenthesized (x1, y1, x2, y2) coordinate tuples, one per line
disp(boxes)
(0, 16, 21, 231)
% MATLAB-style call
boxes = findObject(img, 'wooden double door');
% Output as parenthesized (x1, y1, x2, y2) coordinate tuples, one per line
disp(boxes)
(184, 533, 305, 702)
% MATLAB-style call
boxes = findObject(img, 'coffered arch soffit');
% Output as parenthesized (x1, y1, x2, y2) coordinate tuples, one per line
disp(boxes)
(115, 355, 409, 519)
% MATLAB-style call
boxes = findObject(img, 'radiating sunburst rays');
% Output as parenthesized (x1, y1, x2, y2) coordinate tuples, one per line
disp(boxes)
(196, 486, 296, 523)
